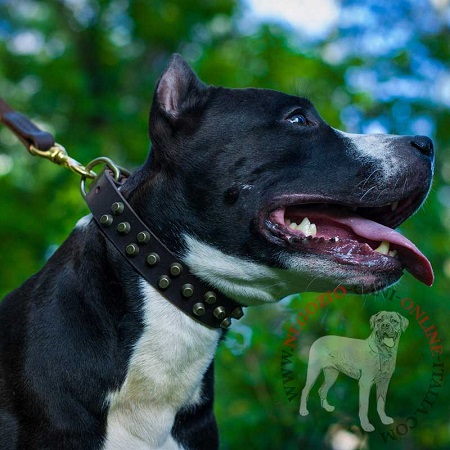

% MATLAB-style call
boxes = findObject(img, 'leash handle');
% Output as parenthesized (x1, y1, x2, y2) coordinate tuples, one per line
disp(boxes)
(0, 97, 98, 179)
(0, 97, 55, 150)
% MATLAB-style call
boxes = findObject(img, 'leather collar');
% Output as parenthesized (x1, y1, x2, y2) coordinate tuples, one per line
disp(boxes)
(0, 97, 244, 329)
(85, 170, 245, 329)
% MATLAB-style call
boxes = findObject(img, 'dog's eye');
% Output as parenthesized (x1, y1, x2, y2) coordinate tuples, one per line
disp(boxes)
(287, 113, 308, 126)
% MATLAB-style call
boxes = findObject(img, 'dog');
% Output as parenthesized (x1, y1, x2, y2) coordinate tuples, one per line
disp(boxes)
(0, 54, 434, 448)
(299, 311, 409, 432)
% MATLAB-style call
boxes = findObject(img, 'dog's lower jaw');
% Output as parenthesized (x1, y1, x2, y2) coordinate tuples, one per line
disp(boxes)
(104, 280, 220, 450)
(182, 235, 398, 305)
(183, 235, 300, 306)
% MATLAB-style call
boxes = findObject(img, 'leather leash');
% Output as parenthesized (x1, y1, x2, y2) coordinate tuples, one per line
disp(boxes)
(0, 98, 55, 150)
(0, 97, 244, 329)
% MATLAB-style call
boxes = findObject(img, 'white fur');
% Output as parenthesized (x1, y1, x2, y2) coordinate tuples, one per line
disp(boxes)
(103, 280, 221, 450)
(75, 214, 93, 229)
(182, 235, 354, 306)
(335, 129, 402, 181)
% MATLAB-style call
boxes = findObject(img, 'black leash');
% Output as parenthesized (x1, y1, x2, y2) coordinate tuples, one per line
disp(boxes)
(0, 98, 244, 329)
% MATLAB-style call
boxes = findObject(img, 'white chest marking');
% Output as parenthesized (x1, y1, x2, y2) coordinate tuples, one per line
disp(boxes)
(103, 280, 220, 450)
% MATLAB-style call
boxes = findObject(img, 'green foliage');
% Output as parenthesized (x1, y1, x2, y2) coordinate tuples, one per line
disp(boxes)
(0, 1, 448, 448)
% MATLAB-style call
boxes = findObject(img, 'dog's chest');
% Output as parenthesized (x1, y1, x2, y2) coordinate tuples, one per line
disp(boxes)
(103, 281, 220, 450)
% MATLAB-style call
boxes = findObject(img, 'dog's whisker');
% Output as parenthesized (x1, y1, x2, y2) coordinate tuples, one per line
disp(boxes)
(357, 168, 382, 188)
(359, 186, 377, 201)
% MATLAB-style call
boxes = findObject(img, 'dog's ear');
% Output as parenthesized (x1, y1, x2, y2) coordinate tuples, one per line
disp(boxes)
(151, 54, 207, 119)
(396, 313, 409, 332)
(370, 312, 380, 329)
(149, 54, 208, 159)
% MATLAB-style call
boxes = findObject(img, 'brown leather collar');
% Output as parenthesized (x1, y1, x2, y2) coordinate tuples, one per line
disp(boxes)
(85, 170, 245, 329)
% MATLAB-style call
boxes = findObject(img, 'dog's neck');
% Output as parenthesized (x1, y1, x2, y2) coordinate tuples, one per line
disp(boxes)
(85, 169, 246, 329)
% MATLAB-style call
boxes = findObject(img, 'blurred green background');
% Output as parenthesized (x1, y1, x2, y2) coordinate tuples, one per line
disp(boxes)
(0, 1, 448, 449)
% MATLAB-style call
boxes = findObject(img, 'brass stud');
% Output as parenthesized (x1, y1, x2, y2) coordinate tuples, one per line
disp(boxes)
(100, 214, 113, 227)
(125, 243, 139, 257)
(158, 275, 171, 289)
(146, 253, 160, 266)
(117, 222, 130, 235)
(204, 291, 217, 304)
(170, 262, 183, 277)
(213, 306, 226, 320)
(111, 202, 124, 215)
(137, 231, 151, 244)
(193, 303, 206, 316)
(231, 307, 244, 320)
(181, 284, 194, 298)
(220, 318, 232, 329)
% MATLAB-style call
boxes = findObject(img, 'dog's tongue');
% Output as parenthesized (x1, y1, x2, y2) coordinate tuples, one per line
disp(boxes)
(333, 213, 434, 286)
(383, 337, 395, 348)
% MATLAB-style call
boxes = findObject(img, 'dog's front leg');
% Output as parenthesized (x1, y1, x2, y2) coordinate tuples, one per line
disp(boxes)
(358, 377, 374, 432)
(376, 378, 394, 425)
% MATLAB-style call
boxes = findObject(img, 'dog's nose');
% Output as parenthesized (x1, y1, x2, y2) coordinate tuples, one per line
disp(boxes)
(410, 136, 434, 158)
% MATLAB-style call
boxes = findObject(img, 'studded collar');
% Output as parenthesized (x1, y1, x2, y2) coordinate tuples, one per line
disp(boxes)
(85, 170, 245, 329)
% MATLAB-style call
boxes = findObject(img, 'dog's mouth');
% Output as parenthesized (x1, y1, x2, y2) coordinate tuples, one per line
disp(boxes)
(381, 332, 397, 348)
(261, 194, 434, 287)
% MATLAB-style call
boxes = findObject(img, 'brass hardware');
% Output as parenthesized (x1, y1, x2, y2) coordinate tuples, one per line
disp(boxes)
(213, 306, 226, 320)
(158, 276, 171, 289)
(100, 214, 113, 227)
(193, 303, 206, 316)
(29, 143, 97, 179)
(111, 202, 124, 215)
(204, 291, 217, 304)
(181, 284, 194, 298)
(117, 222, 130, 235)
(137, 231, 151, 244)
(170, 262, 183, 277)
(220, 318, 232, 329)
(146, 253, 160, 266)
(231, 307, 244, 319)
(125, 243, 139, 257)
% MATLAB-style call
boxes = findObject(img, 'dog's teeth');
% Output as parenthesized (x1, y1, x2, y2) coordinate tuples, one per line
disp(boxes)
(299, 217, 310, 226)
(388, 250, 398, 258)
(308, 223, 317, 237)
(298, 217, 311, 234)
(374, 240, 390, 255)
(318, 237, 325, 243)
(330, 237, 339, 243)
(286, 219, 291, 226)
(289, 222, 298, 230)
(391, 201, 399, 211)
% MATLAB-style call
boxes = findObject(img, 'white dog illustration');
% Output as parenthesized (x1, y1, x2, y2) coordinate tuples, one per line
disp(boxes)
(299, 311, 409, 432)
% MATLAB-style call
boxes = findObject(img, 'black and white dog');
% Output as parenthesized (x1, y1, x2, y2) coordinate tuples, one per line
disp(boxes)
(0, 54, 434, 449)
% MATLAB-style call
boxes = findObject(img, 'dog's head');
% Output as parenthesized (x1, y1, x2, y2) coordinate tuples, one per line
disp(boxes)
(131, 54, 434, 305)
(370, 311, 409, 349)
